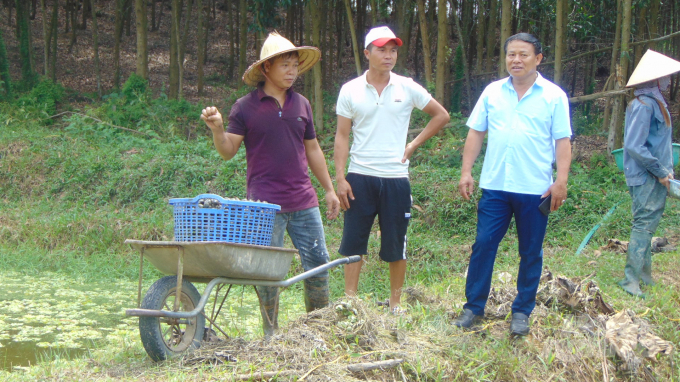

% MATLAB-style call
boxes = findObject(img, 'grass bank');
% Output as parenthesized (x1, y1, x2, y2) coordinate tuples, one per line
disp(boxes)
(1, 82, 679, 381)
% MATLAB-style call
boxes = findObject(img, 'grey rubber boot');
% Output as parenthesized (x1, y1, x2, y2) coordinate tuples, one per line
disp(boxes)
(618, 230, 651, 298)
(640, 246, 655, 286)
(303, 276, 329, 312)
(256, 286, 280, 338)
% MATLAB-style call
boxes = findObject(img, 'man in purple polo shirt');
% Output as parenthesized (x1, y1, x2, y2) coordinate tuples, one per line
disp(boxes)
(201, 32, 340, 338)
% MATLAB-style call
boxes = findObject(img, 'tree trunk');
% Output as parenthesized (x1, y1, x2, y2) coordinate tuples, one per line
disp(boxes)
(0, 29, 12, 98)
(554, 0, 565, 86)
(227, 0, 235, 81)
(15, 0, 35, 86)
(647, 0, 660, 50)
(498, 0, 511, 77)
(40, 0, 50, 76)
(90, 0, 101, 98)
(416, 0, 433, 85)
(450, 0, 472, 111)
(125, 0, 133, 36)
(602, 0, 623, 134)
(151, 0, 156, 31)
(197, 0, 206, 95)
(475, 0, 485, 74)
(180, 1, 194, 64)
(304, 1, 312, 97)
(343, 0, 362, 76)
(369, 0, 377, 25)
(394, 0, 412, 75)
(169, 0, 180, 98)
(238, 0, 247, 83)
(49, 0, 57, 81)
(135, 0, 148, 79)
(68, 0, 77, 51)
(336, 0, 343, 76)
(114, 0, 126, 89)
(309, 0, 323, 132)
(633, 5, 647, 66)
(434, 0, 447, 102)
(81, 0, 89, 29)
(608, 0, 633, 152)
(484, 0, 498, 73)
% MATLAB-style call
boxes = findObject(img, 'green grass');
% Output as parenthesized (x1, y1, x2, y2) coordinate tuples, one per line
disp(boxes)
(1, 87, 680, 381)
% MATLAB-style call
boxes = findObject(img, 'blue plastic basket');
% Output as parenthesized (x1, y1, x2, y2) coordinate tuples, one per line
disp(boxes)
(169, 194, 280, 245)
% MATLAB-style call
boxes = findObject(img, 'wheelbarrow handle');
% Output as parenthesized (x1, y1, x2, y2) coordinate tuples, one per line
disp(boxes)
(126, 255, 364, 319)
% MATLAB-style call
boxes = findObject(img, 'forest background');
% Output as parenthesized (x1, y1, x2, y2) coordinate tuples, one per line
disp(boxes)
(1, 0, 680, 381)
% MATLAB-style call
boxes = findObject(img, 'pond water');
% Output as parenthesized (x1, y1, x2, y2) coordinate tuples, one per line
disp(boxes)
(0, 270, 305, 372)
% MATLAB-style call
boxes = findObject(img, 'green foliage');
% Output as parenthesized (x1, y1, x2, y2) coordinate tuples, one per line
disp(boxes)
(15, 78, 65, 120)
(450, 45, 464, 113)
(572, 108, 604, 136)
(121, 73, 149, 102)
(98, 74, 203, 139)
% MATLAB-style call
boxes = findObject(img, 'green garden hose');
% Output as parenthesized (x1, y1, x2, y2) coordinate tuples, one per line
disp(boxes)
(575, 201, 623, 255)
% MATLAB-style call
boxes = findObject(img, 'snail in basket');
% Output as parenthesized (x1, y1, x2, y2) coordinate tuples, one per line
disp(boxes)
(197, 198, 270, 209)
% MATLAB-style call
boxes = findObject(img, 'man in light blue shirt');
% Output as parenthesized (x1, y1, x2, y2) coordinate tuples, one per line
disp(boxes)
(453, 33, 572, 336)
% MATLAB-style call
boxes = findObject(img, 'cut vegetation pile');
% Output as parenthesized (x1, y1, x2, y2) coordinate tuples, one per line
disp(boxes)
(160, 272, 675, 382)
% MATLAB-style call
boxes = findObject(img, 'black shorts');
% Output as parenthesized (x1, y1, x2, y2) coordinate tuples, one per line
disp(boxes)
(339, 173, 411, 262)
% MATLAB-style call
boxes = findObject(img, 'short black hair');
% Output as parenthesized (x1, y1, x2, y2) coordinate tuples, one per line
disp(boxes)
(504, 33, 542, 55)
(265, 51, 300, 68)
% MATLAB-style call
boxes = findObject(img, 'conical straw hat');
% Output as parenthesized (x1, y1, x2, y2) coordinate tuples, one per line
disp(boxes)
(626, 49, 680, 87)
(242, 32, 320, 87)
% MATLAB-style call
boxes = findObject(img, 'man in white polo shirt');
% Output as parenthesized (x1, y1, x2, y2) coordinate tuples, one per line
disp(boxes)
(334, 26, 450, 312)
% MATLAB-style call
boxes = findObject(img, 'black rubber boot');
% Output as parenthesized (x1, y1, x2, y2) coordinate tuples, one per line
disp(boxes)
(256, 286, 280, 338)
(303, 276, 329, 312)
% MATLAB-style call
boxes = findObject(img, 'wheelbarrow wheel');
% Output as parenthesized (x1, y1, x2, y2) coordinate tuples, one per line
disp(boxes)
(139, 276, 205, 361)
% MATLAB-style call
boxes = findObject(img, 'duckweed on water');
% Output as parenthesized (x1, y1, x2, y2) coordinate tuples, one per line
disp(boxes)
(0, 271, 138, 350)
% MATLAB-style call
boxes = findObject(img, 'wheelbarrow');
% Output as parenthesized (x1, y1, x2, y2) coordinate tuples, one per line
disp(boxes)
(124, 239, 361, 361)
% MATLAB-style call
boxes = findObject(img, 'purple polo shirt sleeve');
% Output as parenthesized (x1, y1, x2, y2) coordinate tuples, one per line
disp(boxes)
(303, 100, 317, 140)
(226, 100, 246, 136)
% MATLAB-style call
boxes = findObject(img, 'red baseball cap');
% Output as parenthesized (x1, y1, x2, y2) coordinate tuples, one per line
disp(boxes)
(365, 26, 403, 49)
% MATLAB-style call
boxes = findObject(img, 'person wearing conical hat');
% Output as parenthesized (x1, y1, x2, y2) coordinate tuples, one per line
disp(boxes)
(201, 32, 340, 337)
(619, 49, 680, 298)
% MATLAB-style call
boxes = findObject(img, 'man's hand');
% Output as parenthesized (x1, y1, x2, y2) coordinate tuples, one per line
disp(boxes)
(458, 173, 475, 200)
(542, 179, 567, 212)
(336, 178, 355, 210)
(659, 173, 674, 191)
(201, 106, 224, 132)
(325, 192, 341, 220)
(401, 142, 416, 163)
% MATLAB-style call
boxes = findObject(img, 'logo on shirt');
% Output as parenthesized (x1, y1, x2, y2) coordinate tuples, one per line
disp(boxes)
(297, 117, 302, 121)
(394, 98, 402, 102)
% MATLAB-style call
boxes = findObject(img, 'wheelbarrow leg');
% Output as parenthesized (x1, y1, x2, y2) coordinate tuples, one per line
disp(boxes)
(304, 275, 329, 312)
(255, 286, 279, 339)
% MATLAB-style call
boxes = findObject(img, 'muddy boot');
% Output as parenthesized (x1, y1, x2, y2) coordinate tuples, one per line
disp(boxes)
(618, 230, 651, 298)
(303, 276, 329, 312)
(640, 247, 655, 287)
(256, 286, 280, 338)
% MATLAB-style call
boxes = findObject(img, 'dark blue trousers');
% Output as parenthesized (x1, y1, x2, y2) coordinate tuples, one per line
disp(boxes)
(463, 189, 549, 317)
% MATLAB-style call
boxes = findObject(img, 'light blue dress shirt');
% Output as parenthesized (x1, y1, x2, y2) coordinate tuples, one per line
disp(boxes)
(466, 73, 572, 195)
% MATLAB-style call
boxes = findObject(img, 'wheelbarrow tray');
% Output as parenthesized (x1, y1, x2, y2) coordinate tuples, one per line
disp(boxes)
(125, 240, 298, 281)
